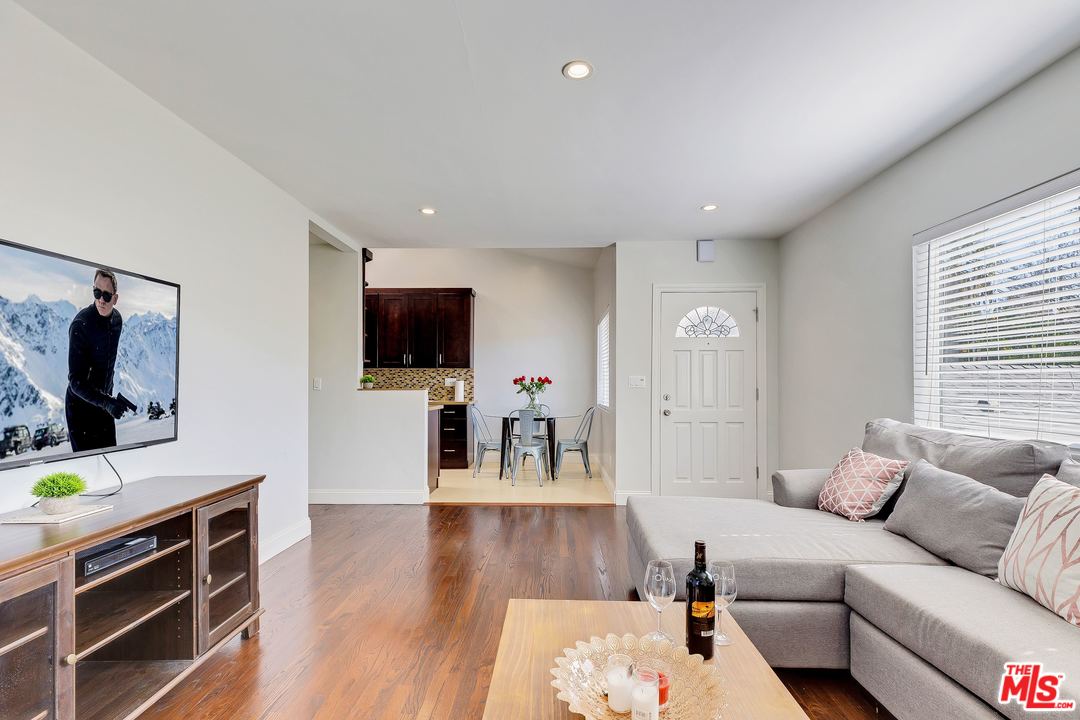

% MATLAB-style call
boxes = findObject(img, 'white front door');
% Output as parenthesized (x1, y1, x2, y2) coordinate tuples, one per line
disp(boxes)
(658, 291, 758, 498)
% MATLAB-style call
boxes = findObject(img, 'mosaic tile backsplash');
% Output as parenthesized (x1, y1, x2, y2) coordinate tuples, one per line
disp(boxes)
(365, 367, 475, 402)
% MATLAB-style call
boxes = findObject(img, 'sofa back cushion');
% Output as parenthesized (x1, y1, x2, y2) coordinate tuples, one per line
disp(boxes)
(998, 474, 1080, 626)
(1057, 457, 1080, 487)
(884, 460, 1025, 576)
(862, 418, 1067, 497)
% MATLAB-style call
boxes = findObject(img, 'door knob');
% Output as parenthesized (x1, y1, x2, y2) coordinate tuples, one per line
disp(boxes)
(663, 409, 671, 416)
(663, 394, 670, 401)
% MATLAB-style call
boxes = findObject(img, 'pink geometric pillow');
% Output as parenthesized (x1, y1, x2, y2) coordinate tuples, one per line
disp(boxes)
(998, 474, 1080, 626)
(818, 448, 909, 522)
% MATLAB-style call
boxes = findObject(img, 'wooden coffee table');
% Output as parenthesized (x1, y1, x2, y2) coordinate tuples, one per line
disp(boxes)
(483, 599, 808, 719)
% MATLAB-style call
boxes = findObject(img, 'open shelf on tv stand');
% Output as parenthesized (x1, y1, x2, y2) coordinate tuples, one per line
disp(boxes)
(0, 474, 264, 720)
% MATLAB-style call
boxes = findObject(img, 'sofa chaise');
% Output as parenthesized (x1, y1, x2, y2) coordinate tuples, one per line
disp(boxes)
(626, 418, 1080, 720)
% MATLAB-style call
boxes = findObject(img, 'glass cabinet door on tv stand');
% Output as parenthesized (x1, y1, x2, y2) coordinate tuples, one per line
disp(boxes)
(196, 487, 259, 654)
(0, 558, 75, 720)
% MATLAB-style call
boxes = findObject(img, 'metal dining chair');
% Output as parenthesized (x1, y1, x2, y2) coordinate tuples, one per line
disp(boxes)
(470, 406, 503, 477)
(511, 403, 550, 439)
(555, 406, 596, 479)
(508, 409, 550, 486)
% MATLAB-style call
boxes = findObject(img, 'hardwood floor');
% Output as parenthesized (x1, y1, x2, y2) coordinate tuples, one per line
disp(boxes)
(141, 505, 892, 719)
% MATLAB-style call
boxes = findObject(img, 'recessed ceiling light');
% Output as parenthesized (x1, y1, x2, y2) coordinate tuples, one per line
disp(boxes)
(419, 207, 437, 215)
(700, 204, 719, 212)
(561, 60, 593, 80)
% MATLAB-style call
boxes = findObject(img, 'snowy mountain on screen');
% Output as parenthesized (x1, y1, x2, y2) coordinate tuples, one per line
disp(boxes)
(0, 295, 176, 429)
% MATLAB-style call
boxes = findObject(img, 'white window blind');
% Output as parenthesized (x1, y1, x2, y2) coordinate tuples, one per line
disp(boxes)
(597, 312, 610, 408)
(913, 180, 1080, 444)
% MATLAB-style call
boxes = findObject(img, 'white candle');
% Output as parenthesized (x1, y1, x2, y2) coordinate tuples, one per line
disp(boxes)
(631, 684, 659, 720)
(606, 668, 633, 713)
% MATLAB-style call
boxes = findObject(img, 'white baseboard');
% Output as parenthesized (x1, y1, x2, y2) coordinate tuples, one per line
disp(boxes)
(259, 515, 311, 564)
(614, 490, 653, 506)
(600, 466, 616, 500)
(308, 488, 427, 505)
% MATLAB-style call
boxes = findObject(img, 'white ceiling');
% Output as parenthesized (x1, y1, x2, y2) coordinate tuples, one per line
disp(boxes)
(18, 0, 1080, 248)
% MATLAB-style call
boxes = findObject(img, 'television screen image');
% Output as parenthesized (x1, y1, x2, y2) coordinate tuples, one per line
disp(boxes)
(0, 239, 179, 470)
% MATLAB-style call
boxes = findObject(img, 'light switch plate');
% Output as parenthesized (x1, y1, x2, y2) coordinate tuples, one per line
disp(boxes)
(628, 375, 647, 388)
(312, 377, 323, 391)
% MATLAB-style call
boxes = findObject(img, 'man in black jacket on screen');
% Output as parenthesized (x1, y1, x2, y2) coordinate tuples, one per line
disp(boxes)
(66, 268, 132, 452)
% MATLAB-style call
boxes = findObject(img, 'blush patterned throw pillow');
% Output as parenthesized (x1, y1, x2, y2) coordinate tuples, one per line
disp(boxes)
(998, 474, 1080, 626)
(818, 448, 908, 522)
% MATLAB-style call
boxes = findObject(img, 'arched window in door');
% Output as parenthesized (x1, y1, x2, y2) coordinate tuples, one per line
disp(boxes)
(675, 306, 740, 338)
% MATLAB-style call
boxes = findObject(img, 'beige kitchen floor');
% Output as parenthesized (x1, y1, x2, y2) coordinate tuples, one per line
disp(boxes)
(428, 455, 613, 505)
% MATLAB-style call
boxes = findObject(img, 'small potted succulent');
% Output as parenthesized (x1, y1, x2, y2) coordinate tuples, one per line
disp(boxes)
(360, 374, 376, 390)
(31, 471, 87, 515)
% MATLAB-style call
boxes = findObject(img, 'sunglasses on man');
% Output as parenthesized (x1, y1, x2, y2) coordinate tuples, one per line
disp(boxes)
(93, 287, 115, 303)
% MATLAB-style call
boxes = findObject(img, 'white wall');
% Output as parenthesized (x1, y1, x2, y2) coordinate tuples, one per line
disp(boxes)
(308, 243, 428, 504)
(593, 245, 616, 495)
(614, 239, 780, 504)
(367, 249, 596, 435)
(0, 2, 351, 560)
(779, 47, 1080, 469)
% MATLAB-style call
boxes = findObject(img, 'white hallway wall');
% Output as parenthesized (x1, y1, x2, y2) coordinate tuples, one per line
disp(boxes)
(308, 243, 427, 504)
(593, 245, 616, 494)
(367, 249, 597, 435)
(0, 1, 351, 560)
(779, 46, 1080, 469)
(614, 239, 780, 504)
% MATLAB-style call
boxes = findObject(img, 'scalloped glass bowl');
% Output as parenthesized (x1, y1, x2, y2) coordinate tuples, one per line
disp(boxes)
(550, 633, 725, 720)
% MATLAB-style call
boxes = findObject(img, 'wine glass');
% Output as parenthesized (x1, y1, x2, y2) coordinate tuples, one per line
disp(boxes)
(643, 560, 677, 643)
(710, 561, 737, 647)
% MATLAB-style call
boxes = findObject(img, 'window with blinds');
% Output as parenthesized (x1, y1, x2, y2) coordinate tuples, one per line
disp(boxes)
(597, 312, 610, 408)
(913, 178, 1080, 444)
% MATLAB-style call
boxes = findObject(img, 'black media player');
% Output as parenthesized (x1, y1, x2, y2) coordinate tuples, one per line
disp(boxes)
(79, 535, 158, 577)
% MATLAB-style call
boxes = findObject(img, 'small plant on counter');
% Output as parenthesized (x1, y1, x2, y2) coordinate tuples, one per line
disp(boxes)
(360, 374, 376, 389)
(31, 471, 87, 515)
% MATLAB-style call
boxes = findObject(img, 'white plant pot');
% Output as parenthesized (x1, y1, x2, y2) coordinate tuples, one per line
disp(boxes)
(39, 496, 76, 515)
(363, 383, 374, 389)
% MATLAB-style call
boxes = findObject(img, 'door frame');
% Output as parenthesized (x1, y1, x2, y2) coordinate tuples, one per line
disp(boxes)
(650, 283, 768, 499)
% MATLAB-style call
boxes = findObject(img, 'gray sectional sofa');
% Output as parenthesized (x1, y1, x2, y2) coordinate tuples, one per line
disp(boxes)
(626, 419, 1080, 720)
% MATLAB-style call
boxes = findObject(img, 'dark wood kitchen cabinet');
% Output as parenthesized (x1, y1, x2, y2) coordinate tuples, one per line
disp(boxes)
(439, 404, 473, 469)
(437, 292, 473, 368)
(407, 293, 439, 368)
(364, 288, 474, 369)
(375, 292, 409, 368)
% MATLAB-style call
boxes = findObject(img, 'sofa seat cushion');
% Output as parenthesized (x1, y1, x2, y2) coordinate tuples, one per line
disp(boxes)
(626, 496, 945, 602)
(845, 564, 1080, 720)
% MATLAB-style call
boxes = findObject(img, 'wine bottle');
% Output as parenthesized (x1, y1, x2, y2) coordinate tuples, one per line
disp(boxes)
(685, 540, 715, 660)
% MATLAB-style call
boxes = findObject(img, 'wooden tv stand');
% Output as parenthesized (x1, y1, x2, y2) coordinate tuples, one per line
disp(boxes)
(0, 475, 264, 720)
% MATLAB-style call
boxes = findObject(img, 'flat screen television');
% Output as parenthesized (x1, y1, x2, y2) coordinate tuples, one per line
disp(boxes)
(0, 238, 179, 470)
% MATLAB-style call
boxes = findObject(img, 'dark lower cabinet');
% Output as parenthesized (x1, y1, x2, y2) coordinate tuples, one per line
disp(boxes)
(364, 288, 474, 369)
(439, 405, 473, 469)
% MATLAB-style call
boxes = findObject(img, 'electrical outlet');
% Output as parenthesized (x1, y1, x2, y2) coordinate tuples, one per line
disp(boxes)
(444, 377, 457, 386)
